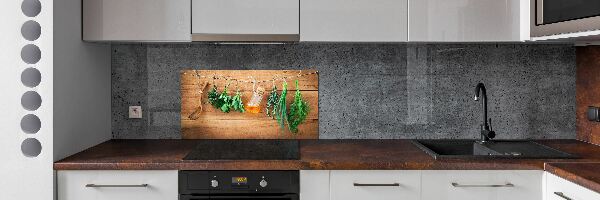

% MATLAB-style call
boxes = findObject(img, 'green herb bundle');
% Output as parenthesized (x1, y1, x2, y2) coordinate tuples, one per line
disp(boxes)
(207, 85, 220, 108)
(217, 83, 233, 113)
(231, 89, 245, 113)
(265, 85, 279, 118)
(275, 81, 288, 131)
(287, 80, 309, 133)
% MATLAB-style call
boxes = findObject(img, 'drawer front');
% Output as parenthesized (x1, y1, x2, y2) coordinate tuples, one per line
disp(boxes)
(330, 170, 420, 200)
(421, 170, 543, 200)
(545, 172, 600, 200)
(57, 170, 178, 200)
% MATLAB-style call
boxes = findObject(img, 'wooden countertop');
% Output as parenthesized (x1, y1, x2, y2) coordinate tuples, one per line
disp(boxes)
(54, 139, 600, 193)
(54, 139, 600, 170)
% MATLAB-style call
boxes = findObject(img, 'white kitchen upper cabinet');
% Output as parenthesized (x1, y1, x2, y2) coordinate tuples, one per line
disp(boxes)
(300, 0, 408, 42)
(409, 0, 530, 42)
(545, 172, 600, 200)
(83, 0, 191, 42)
(421, 170, 543, 200)
(191, 0, 300, 41)
(330, 170, 421, 200)
(57, 170, 178, 200)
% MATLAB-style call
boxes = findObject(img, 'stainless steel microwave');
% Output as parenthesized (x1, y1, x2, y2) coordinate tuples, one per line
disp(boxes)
(532, 0, 600, 37)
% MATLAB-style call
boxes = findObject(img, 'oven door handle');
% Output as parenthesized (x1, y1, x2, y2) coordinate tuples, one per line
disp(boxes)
(179, 195, 209, 200)
(211, 195, 297, 199)
(180, 194, 298, 200)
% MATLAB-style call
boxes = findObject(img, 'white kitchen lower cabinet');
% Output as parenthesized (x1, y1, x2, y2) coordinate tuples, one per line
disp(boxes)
(421, 170, 543, 200)
(330, 170, 421, 200)
(301, 170, 330, 200)
(545, 172, 600, 200)
(56, 170, 178, 200)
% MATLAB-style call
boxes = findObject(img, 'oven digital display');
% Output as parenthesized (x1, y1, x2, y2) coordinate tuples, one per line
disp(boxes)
(232, 177, 248, 185)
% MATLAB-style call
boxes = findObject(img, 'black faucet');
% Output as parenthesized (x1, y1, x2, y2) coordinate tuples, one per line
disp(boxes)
(474, 83, 495, 142)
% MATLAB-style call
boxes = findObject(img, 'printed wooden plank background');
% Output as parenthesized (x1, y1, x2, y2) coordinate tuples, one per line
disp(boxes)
(180, 70, 319, 139)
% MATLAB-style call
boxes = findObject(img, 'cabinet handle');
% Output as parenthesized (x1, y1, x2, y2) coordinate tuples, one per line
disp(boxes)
(85, 184, 149, 188)
(553, 192, 573, 200)
(451, 182, 514, 188)
(353, 183, 400, 187)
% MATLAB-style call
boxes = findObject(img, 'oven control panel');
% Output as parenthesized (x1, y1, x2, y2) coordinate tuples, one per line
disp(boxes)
(179, 171, 299, 194)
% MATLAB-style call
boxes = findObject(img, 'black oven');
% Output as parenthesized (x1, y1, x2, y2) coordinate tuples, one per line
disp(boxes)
(180, 194, 298, 200)
(179, 171, 299, 200)
(533, 0, 600, 37)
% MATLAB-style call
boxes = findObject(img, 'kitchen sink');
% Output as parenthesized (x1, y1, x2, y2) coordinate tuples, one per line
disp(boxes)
(412, 140, 577, 160)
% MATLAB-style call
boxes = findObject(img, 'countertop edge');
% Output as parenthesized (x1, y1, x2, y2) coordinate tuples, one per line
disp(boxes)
(545, 162, 600, 194)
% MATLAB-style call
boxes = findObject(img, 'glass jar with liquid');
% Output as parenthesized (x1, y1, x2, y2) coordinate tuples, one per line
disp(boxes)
(246, 87, 265, 114)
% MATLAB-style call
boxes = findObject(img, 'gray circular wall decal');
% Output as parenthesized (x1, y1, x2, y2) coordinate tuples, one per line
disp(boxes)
(21, 20, 41, 41)
(20, 114, 41, 134)
(21, 44, 41, 64)
(21, 68, 41, 88)
(21, 138, 42, 157)
(21, 0, 41, 17)
(21, 91, 42, 111)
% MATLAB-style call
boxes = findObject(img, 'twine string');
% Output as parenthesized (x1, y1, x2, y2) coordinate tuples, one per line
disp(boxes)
(185, 70, 319, 84)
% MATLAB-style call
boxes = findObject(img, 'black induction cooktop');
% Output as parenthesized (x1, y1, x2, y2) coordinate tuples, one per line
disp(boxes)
(183, 140, 300, 160)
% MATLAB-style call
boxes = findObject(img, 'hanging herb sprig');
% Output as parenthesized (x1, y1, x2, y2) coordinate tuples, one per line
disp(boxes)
(275, 81, 288, 131)
(287, 80, 309, 134)
(217, 82, 233, 113)
(232, 88, 245, 113)
(207, 84, 220, 108)
(265, 85, 279, 118)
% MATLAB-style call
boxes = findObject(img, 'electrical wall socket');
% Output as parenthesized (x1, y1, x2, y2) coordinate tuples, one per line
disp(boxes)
(129, 106, 142, 119)
(588, 106, 600, 122)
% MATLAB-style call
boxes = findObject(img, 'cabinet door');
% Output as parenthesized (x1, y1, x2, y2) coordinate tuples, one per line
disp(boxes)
(57, 170, 178, 200)
(545, 172, 600, 200)
(82, 0, 191, 41)
(409, 0, 529, 42)
(192, 0, 299, 35)
(330, 170, 420, 200)
(301, 0, 408, 42)
(300, 170, 330, 200)
(421, 170, 542, 200)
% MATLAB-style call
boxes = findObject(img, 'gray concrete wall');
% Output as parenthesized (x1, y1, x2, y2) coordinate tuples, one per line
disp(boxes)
(111, 43, 576, 139)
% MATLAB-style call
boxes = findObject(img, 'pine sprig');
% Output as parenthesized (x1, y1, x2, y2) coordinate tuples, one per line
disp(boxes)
(275, 82, 288, 131)
(287, 80, 309, 133)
